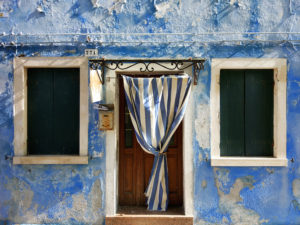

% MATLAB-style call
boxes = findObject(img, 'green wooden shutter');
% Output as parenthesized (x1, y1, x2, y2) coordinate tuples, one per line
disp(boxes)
(245, 69, 273, 156)
(27, 68, 79, 155)
(27, 68, 54, 154)
(220, 69, 274, 157)
(220, 70, 245, 156)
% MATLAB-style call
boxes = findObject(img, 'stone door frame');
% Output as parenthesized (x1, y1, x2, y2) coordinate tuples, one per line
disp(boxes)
(104, 63, 194, 216)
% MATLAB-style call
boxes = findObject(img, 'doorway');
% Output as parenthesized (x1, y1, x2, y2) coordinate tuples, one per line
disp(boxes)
(118, 75, 183, 209)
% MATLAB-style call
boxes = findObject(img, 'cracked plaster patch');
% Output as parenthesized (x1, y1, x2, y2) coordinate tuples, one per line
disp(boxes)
(0, 62, 12, 95)
(214, 169, 268, 225)
(292, 178, 300, 210)
(292, 178, 300, 199)
(229, 0, 247, 9)
(195, 103, 210, 149)
(215, 168, 230, 187)
(91, 0, 126, 14)
(1, 176, 103, 224)
(154, 0, 180, 19)
(2, 177, 40, 223)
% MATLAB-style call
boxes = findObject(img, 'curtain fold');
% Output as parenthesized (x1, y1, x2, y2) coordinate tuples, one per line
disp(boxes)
(122, 74, 192, 211)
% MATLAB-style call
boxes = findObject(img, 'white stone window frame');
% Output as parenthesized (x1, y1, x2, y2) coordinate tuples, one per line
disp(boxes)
(210, 58, 287, 167)
(13, 57, 89, 165)
(105, 63, 194, 217)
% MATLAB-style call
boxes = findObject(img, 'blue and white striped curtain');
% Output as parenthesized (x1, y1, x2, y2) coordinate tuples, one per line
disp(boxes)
(122, 74, 192, 211)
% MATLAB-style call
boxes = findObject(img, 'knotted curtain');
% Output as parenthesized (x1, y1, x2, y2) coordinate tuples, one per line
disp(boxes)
(122, 74, 192, 211)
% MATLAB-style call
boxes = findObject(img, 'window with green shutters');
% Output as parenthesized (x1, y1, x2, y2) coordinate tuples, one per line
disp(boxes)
(220, 69, 274, 157)
(210, 58, 287, 167)
(13, 57, 88, 165)
(27, 68, 80, 155)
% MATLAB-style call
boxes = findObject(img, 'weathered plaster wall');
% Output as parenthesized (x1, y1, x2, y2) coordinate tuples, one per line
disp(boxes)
(0, 0, 300, 224)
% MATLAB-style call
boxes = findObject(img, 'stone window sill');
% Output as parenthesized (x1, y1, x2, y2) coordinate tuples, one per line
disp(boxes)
(13, 156, 88, 165)
(211, 157, 288, 167)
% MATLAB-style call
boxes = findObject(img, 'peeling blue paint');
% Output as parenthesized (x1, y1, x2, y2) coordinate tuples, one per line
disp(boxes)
(0, 0, 300, 224)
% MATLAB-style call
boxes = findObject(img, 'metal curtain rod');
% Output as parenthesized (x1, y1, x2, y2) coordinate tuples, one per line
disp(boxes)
(89, 58, 205, 62)
(98, 71, 187, 81)
(89, 58, 205, 85)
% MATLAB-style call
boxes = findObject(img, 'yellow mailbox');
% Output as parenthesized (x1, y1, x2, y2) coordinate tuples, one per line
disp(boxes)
(98, 104, 114, 130)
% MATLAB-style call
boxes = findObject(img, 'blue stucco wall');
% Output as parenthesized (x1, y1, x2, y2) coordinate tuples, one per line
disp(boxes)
(0, 0, 300, 224)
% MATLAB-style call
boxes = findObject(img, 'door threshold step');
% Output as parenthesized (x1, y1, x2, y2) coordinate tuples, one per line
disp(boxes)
(106, 215, 193, 225)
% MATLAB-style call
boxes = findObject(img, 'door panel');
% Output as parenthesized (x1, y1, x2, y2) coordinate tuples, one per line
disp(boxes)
(119, 77, 183, 207)
(124, 155, 134, 192)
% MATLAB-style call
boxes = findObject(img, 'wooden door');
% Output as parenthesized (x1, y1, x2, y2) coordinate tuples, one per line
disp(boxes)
(118, 78, 183, 207)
